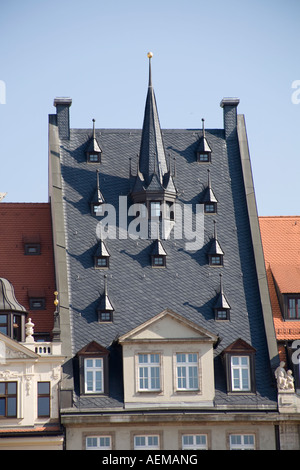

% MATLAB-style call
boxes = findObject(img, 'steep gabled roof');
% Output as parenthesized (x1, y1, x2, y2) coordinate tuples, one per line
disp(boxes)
(259, 216, 300, 342)
(49, 57, 278, 410)
(0, 203, 56, 335)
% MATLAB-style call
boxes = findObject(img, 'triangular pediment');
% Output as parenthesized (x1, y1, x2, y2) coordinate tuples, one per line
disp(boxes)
(0, 332, 39, 361)
(222, 338, 256, 354)
(77, 340, 109, 356)
(119, 308, 218, 343)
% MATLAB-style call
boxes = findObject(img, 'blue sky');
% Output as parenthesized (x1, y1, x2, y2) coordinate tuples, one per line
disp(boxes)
(0, 0, 299, 215)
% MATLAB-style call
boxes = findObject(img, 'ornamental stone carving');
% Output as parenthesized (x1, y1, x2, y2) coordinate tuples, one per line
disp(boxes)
(275, 361, 295, 392)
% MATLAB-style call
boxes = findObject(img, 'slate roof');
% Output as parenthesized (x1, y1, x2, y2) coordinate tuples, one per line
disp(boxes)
(51, 63, 277, 410)
(0, 203, 56, 336)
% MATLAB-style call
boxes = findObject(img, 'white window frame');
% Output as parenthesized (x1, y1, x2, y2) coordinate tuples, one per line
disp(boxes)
(86, 435, 112, 450)
(84, 358, 104, 394)
(229, 434, 255, 450)
(137, 353, 161, 392)
(182, 434, 207, 450)
(176, 353, 199, 391)
(134, 435, 160, 450)
(231, 356, 250, 391)
(150, 202, 161, 218)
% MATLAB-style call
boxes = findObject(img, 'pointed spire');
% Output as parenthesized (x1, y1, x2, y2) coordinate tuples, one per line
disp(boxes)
(131, 53, 177, 203)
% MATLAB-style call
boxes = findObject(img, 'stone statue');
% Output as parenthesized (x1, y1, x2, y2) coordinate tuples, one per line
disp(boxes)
(274, 361, 295, 392)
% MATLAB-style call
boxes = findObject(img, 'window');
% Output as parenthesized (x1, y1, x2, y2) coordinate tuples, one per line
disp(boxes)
(197, 152, 211, 163)
(38, 382, 50, 417)
(231, 356, 250, 391)
(87, 153, 101, 163)
(287, 296, 300, 319)
(204, 202, 217, 214)
(150, 202, 161, 218)
(209, 255, 223, 266)
(182, 434, 207, 450)
(176, 353, 199, 391)
(0, 313, 24, 341)
(29, 298, 46, 310)
(215, 309, 229, 321)
(86, 436, 112, 450)
(95, 257, 109, 268)
(24, 243, 41, 255)
(78, 342, 109, 396)
(0, 314, 8, 336)
(85, 358, 104, 394)
(92, 203, 104, 215)
(134, 435, 160, 450)
(152, 255, 166, 268)
(98, 311, 113, 322)
(138, 354, 161, 391)
(229, 434, 255, 450)
(222, 339, 256, 394)
(0, 382, 17, 418)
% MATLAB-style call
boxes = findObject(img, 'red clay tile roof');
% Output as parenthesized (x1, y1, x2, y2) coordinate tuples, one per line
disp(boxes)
(259, 216, 300, 342)
(0, 203, 56, 336)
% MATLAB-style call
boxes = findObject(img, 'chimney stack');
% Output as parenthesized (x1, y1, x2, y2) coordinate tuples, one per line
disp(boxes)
(220, 98, 240, 140)
(54, 97, 72, 140)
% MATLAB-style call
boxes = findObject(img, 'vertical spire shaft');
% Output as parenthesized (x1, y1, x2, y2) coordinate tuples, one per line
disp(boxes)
(147, 52, 153, 88)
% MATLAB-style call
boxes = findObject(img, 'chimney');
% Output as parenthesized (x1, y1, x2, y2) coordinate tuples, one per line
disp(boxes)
(220, 98, 240, 140)
(53, 97, 72, 140)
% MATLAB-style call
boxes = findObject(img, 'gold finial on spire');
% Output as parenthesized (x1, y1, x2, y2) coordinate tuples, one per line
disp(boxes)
(54, 291, 59, 307)
(147, 51, 153, 59)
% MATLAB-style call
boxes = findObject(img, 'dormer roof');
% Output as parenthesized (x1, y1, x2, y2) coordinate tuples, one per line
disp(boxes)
(86, 119, 102, 154)
(0, 278, 27, 313)
(201, 170, 218, 203)
(91, 169, 105, 204)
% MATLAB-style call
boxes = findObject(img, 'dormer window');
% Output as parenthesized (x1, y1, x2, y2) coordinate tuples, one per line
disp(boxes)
(94, 240, 110, 269)
(286, 296, 300, 319)
(201, 170, 217, 214)
(222, 338, 256, 394)
(197, 152, 211, 163)
(204, 202, 217, 214)
(196, 119, 212, 163)
(87, 153, 101, 163)
(150, 239, 167, 268)
(208, 222, 224, 267)
(0, 278, 27, 342)
(86, 119, 102, 163)
(29, 298, 46, 310)
(91, 170, 105, 216)
(97, 275, 114, 322)
(152, 255, 166, 267)
(77, 341, 109, 396)
(24, 243, 41, 255)
(214, 274, 230, 320)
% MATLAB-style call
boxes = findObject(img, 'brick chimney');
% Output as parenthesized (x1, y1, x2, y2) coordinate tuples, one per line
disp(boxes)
(53, 97, 72, 140)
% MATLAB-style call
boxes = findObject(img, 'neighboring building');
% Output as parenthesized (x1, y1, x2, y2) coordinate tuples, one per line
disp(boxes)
(260, 216, 300, 449)
(49, 54, 280, 450)
(0, 203, 64, 450)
